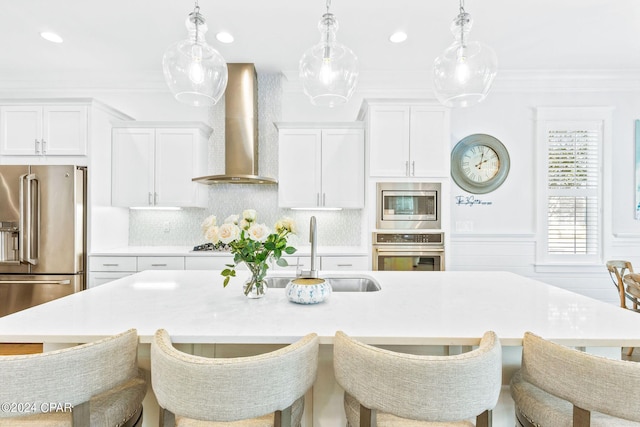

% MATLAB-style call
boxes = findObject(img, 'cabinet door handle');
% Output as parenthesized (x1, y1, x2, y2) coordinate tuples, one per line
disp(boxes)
(34, 139, 40, 154)
(151, 263, 167, 267)
(412, 161, 415, 176)
(322, 193, 326, 206)
(42, 140, 47, 154)
(102, 263, 119, 267)
(337, 264, 353, 267)
(405, 161, 409, 176)
(148, 192, 153, 205)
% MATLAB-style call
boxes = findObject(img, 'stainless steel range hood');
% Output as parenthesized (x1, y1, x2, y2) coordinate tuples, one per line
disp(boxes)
(193, 63, 277, 185)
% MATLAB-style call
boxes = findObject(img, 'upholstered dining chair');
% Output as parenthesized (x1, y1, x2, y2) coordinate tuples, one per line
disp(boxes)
(150, 329, 319, 427)
(0, 328, 146, 427)
(511, 331, 640, 426)
(333, 330, 502, 427)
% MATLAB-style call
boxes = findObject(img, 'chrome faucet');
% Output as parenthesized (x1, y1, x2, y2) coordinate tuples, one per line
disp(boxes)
(299, 216, 318, 279)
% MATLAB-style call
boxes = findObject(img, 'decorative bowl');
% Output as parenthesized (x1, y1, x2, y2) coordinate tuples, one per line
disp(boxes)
(285, 278, 332, 304)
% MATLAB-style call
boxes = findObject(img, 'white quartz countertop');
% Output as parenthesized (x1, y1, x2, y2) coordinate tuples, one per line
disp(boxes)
(90, 246, 368, 257)
(1, 270, 639, 347)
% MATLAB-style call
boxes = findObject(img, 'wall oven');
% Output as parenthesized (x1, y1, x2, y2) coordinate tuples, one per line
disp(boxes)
(372, 231, 444, 271)
(376, 182, 441, 229)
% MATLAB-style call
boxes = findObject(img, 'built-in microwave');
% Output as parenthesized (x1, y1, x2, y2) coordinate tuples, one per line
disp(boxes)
(376, 182, 441, 229)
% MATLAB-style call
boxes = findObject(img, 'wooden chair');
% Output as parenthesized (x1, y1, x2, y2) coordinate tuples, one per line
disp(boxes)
(606, 260, 636, 310)
(333, 330, 502, 426)
(0, 328, 146, 426)
(151, 329, 318, 427)
(607, 260, 638, 356)
(511, 332, 640, 426)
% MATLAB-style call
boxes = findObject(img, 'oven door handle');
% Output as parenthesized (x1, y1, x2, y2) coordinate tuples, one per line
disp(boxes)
(374, 248, 444, 256)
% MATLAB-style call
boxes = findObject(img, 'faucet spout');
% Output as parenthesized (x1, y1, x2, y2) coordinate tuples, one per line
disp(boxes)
(309, 216, 317, 274)
(298, 216, 319, 279)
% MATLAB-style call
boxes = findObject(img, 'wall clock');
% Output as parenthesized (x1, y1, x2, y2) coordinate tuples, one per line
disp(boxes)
(451, 134, 510, 194)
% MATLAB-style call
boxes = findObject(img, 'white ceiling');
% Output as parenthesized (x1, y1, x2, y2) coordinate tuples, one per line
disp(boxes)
(0, 0, 639, 87)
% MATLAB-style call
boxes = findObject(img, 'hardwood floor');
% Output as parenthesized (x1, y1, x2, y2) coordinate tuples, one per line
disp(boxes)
(0, 343, 43, 355)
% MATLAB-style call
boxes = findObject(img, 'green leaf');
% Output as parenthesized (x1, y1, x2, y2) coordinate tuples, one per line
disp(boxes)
(264, 242, 276, 250)
(285, 246, 297, 254)
(276, 258, 289, 267)
(223, 276, 230, 287)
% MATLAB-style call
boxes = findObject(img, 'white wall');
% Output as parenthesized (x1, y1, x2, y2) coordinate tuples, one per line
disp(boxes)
(281, 73, 640, 304)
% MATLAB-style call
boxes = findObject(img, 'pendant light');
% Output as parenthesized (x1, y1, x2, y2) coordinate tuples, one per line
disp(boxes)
(162, 1, 228, 107)
(433, 0, 497, 108)
(299, 0, 359, 108)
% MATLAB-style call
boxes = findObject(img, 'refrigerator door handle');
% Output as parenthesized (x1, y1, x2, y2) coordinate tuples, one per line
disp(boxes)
(19, 173, 39, 266)
(0, 279, 70, 285)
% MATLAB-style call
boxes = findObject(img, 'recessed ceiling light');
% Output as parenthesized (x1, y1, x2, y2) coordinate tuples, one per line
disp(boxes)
(40, 31, 63, 44)
(389, 31, 408, 44)
(216, 32, 234, 43)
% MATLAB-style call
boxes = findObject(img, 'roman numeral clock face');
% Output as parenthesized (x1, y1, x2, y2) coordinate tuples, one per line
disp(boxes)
(451, 134, 510, 194)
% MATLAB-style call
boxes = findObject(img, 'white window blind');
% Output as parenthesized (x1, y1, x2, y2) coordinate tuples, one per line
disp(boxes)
(546, 128, 600, 256)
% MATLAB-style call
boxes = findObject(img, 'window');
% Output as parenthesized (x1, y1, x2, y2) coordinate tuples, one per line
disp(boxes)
(536, 107, 612, 265)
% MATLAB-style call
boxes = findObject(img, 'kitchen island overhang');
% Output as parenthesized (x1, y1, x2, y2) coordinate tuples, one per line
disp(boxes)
(0, 269, 639, 349)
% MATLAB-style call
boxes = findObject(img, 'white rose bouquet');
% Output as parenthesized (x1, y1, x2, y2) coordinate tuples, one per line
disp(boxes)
(201, 210, 297, 297)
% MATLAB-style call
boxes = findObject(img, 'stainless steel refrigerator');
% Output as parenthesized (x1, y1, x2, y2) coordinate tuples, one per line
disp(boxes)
(0, 165, 86, 316)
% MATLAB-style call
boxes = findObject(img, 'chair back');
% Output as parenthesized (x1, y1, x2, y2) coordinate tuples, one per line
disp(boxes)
(333, 330, 502, 423)
(0, 329, 139, 418)
(606, 260, 634, 308)
(151, 329, 319, 422)
(521, 332, 640, 423)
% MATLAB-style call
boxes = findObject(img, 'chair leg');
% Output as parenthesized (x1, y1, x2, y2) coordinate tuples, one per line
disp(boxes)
(71, 401, 90, 427)
(274, 406, 293, 427)
(159, 407, 175, 427)
(476, 410, 492, 427)
(359, 404, 373, 427)
(573, 405, 591, 427)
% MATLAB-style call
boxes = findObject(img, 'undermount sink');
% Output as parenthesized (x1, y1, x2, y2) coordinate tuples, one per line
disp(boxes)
(264, 275, 381, 292)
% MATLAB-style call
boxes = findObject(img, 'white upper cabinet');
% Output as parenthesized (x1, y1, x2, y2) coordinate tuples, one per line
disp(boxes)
(360, 100, 450, 178)
(111, 122, 211, 208)
(0, 104, 88, 156)
(277, 123, 364, 209)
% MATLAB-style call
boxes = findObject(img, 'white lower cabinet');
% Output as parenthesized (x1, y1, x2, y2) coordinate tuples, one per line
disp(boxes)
(137, 256, 184, 270)
(321, 256, 369, 271)
(185, 256, 240, 270)
(272, 256, 312, 272)
(89, 253, 369, 287)
(88, 256, 137, 288)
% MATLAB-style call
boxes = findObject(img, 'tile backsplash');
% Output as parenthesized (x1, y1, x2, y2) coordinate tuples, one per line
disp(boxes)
(128, 73, 364, 248)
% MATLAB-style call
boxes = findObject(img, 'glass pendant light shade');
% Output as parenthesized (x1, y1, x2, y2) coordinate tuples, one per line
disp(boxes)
(299, 10, 359, 108)
(433, 10, 497, 108)
(163, 5, 228, 107)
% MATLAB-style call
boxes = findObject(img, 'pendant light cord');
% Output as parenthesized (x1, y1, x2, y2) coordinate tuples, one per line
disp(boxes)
(458, 0, 466, 48)
(193, 0, 201, 45)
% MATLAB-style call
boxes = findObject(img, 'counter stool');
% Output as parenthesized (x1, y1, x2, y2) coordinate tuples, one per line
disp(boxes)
(150, 329, 318, 427)
(607, 260, 638, 356)
(0, 328, 146, 427)
(606, 260, 636, 310)
(624, 273, 640, 308)
(511, 332, 640, 426)
(333, 330, 502, 426)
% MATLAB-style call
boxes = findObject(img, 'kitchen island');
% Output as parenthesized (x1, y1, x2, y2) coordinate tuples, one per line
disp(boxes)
(1, 270, 639, 426)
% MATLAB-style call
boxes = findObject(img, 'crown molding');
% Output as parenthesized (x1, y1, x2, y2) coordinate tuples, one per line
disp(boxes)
(1, 68, 639, 93)
(282, 68, 640, 93)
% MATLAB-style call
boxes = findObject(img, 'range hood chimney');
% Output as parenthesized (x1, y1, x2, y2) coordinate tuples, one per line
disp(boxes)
(193, 63, 277, 184)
